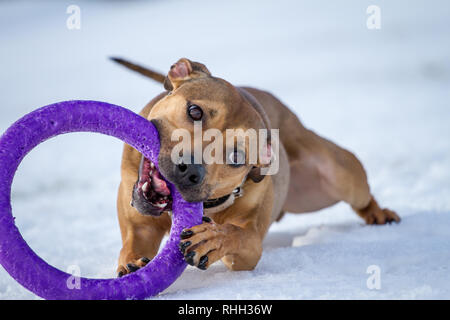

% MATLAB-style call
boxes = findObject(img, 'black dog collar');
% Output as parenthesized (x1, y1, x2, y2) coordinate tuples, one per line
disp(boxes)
(203, 187, 243, 214)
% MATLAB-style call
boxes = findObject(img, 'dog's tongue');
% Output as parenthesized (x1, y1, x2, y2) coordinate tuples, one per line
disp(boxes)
(150, 168, 170, 196)
(138, 157, 171, 196)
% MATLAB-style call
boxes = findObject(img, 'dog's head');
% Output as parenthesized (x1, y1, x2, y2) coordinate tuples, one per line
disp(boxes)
(132, 58, 271, 216)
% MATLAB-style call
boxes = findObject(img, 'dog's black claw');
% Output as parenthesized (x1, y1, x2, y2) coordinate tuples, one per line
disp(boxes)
(184, 251, 195, 265)
(198, 255, 208, 270)
(202, 216, 212, 223)
(180, 230, 194, 239)
(141, 257, 150, 263)
(118, 271, 124, 278)
(126, 263, 139, 273)
(179, 241, 191, 254)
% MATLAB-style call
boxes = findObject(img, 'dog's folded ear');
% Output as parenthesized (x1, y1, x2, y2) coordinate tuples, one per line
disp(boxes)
(248, 143, 272, 183)
(164, 58, 211, 91)
(248, 167, 265, 183)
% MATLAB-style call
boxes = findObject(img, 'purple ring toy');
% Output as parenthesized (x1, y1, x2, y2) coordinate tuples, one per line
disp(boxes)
(0, 100, 203, 299)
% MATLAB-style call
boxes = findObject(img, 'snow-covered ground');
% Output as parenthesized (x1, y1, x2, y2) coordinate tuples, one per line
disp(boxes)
(0, 0, 449, 299)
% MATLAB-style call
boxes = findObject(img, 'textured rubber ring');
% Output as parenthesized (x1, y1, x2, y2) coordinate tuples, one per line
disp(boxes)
(0, 100, 202, 299)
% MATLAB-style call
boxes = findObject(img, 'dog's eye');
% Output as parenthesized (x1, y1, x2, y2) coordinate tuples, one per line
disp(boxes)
(187, 105, 203, 121)
(228, 150, 246, 167)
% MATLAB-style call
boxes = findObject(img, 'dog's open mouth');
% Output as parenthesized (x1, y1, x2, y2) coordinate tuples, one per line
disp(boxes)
(131, 157, 172, 216)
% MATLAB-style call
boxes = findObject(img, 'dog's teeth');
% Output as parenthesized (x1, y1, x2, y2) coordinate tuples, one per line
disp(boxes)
(142, 182, 149, 192)
(155, 203, 167, 208)
(150, 162, 155, 169)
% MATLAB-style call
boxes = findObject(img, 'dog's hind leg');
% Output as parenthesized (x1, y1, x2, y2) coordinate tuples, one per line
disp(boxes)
(285, 130, 400, 224)
(316, 135, 400, 224)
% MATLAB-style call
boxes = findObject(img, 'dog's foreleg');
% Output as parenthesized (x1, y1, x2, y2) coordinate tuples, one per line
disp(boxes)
(178, 216, 265, 271)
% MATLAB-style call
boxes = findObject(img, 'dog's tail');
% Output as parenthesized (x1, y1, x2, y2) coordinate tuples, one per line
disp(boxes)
(109, 57, 166, 84)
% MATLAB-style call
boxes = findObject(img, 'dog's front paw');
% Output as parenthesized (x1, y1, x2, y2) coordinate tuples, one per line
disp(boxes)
(117, 256, 151, 277)
(178, 216, 235, 270)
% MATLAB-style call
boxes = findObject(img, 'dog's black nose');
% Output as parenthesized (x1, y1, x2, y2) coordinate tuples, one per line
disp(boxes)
(174, 162, 205, 187)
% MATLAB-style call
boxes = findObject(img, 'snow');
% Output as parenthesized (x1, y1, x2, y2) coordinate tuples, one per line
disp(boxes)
(0, 0, 449, 299)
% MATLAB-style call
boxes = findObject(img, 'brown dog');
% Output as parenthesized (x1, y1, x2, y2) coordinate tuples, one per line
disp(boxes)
(112, 57, 400, 277)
